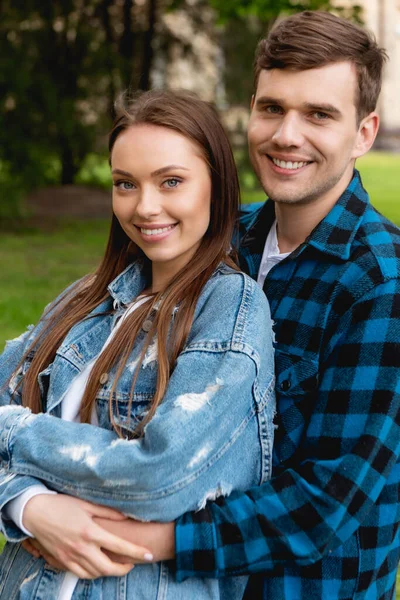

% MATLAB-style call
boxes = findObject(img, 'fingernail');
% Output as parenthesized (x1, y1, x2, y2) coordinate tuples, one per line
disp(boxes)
(144, 553, 153, 561)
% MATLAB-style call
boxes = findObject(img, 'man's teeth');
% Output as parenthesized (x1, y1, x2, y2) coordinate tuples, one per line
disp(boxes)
(140, 225, 176, 235)
(272, 158, 309, 170)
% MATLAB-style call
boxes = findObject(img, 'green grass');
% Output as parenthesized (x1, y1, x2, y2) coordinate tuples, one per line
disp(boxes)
(0, 153, 399, 595)
(0, 220, 110, 345)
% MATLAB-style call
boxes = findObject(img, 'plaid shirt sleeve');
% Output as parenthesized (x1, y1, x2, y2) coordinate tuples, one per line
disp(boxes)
(174, 276, 400, 579)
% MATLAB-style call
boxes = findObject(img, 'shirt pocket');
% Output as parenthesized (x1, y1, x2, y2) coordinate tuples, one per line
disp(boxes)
(274, 349, 319, 464)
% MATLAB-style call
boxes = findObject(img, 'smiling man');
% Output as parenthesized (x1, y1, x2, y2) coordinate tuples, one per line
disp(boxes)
(170, 11, 400, 599)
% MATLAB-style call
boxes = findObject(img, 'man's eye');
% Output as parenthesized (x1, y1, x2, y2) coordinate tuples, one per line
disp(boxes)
(266, 105, 282, 114)
(313, 112, 330, 120)
(163, 178, 181, 189)
(114, 181, 135, 190)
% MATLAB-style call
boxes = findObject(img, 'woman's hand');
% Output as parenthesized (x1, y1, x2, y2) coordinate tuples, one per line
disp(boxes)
(94, 518, 175, 562)
(23, 494, 153, 579)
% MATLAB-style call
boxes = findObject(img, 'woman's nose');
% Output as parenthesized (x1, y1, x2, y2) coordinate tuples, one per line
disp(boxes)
(135, 188, 163, 218)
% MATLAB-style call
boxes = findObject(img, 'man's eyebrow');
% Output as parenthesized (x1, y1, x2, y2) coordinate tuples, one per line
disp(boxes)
(255, 96, 284, 108)
(303, 102, 342, 116)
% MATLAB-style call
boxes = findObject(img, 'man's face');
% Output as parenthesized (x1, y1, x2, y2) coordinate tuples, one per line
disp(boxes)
(248, 62, 367, 207)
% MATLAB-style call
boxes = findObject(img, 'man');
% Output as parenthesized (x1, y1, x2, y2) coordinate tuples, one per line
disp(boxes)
(163, 10, 400, 599)
(23, 10, 400, 599)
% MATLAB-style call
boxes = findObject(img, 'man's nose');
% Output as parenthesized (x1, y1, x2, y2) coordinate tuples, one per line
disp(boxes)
(135, 188, 162, 218)
(271, 112, 304, 148)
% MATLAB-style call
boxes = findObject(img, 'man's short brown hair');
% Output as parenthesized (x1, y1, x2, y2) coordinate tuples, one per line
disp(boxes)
(254, 11, 388, 122)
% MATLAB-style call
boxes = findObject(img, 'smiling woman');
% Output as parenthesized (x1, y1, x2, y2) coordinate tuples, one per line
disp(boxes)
(0, 90, 275, 600)
(111, 124, 211, 292)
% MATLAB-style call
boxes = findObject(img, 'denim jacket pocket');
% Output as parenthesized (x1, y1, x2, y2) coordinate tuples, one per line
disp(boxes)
(96, 390, 154, 434)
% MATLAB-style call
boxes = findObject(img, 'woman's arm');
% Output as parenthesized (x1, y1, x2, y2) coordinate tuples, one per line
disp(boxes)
(0, 342, 274, 519)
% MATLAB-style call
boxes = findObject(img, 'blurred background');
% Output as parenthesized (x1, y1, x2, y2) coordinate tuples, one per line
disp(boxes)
(0, 0, 399, 335)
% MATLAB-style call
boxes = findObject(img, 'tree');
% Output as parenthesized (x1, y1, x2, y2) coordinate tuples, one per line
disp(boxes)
(0, 0, 164, 214)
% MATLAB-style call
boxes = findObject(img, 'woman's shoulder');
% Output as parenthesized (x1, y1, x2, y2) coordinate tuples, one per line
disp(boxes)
(187, 264, 272, 351)
(202, 263, 269, 311)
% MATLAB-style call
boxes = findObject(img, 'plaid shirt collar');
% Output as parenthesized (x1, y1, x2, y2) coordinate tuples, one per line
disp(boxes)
(240, 169, 369, 276)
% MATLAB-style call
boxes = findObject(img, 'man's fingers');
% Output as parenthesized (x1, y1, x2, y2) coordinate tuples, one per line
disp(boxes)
(21, 539, 41, 558)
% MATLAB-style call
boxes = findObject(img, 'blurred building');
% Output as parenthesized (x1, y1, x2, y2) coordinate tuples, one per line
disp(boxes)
(339, 0, 400, 149)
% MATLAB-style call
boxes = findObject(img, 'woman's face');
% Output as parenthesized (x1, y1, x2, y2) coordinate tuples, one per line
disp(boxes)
(111, 124, 212, 288)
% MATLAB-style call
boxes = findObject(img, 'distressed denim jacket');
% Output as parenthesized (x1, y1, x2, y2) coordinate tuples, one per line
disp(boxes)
(0, 261, 275, 600)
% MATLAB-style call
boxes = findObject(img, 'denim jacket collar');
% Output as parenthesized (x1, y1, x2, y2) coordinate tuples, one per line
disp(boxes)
(107, 261, 149, 307)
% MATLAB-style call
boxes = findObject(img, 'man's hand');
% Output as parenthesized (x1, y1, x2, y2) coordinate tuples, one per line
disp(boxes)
(23, 494, 153, 579)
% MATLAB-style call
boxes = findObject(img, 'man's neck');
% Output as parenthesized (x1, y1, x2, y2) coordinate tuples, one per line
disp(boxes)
(273, 168, 356, 253)
(274, 202, 330, 253)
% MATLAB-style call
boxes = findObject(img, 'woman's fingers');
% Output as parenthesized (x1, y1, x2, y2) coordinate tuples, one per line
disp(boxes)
(91, 524, 153, 562)
(84, 501, 127, 521)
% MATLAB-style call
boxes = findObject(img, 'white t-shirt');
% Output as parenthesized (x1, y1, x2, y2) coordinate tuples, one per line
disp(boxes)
(257, 220, 290, 289)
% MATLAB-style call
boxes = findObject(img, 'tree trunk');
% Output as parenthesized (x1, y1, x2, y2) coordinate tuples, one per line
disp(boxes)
(60, 141, 77, 185)
(138, 0, 157, 91)
(119, 0, 135, 89)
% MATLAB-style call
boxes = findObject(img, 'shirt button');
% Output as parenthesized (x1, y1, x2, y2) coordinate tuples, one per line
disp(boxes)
(99, 373, 109, 385)
(280, 379, 291, 392)
(142, 319, 153, 332)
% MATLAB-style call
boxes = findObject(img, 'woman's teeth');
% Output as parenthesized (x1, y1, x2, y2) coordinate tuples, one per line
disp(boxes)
(140, 225, 176, 235)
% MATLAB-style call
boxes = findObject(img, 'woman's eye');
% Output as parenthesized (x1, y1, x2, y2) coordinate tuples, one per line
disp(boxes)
(114, 181, 135, 191)
(163, 178, 181, 189)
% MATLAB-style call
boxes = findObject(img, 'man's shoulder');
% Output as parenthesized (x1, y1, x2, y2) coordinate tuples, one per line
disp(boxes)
(357, 202, 400, 281)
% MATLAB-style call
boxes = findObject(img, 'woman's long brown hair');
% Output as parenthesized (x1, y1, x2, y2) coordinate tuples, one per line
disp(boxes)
(13, 89, 240, 437)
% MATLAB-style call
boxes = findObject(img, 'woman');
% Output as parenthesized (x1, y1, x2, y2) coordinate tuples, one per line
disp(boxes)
(0, 90, 275, 599)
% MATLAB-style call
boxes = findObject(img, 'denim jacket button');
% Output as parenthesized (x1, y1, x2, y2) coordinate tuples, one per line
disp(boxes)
(99, 373, 109, 385)
(142, 319, 153, 332)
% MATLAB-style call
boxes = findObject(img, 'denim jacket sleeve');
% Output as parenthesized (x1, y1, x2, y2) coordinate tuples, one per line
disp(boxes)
(0, 280, 85, 540)
(0, 327, 52, 541)
(0, 273, 275, 521)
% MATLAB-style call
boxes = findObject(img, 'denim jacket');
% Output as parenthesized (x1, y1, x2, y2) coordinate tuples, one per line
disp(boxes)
(0, 261, 275, 600)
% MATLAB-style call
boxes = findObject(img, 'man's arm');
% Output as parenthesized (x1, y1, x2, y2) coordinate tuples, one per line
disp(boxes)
(171, 279, 400, 579)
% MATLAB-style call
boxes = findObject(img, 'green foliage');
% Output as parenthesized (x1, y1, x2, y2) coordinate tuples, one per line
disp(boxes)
(0, 0, 169, 216)
(208, 0, 362, 22)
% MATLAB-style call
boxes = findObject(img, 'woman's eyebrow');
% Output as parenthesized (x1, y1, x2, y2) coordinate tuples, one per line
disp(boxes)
(151, 165, 190, 177)
(111, 168, 132, 177)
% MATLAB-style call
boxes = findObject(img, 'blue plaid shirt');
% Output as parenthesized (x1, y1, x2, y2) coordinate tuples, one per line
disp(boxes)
(175, 171, 400, 599)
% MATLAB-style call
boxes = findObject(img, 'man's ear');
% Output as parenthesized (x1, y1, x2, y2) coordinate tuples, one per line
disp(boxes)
(352, 112, 380, 159)
(250, 94, 255, 110)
